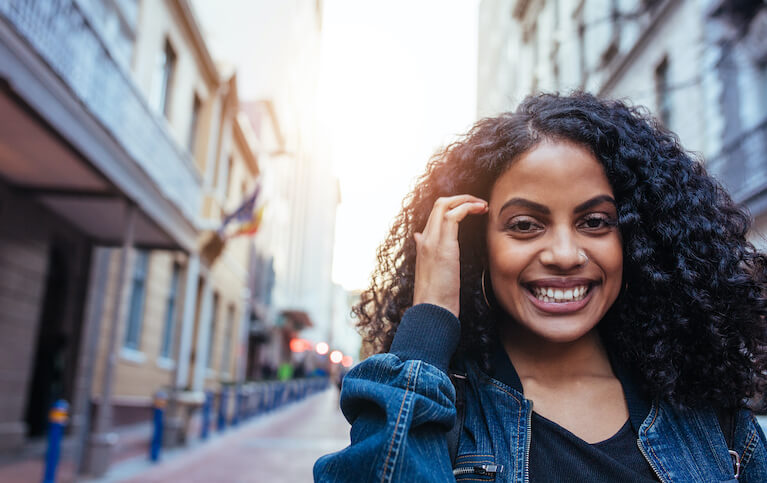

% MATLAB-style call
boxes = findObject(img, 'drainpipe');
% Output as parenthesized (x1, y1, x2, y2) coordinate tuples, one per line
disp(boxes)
(72, 246, 111, 475)
(84, 202, 136, 477)
(192, 276, 213, 391)
(163, 253, 201, 447)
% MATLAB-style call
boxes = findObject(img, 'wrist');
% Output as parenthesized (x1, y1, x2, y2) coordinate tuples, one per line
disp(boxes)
(389, 303, 461, 373)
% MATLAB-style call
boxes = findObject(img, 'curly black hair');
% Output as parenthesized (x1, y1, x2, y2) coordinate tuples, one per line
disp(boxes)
(354, 92, 767, 409)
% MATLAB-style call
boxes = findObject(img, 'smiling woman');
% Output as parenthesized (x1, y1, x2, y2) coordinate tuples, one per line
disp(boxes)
(314, 92, 767, 482)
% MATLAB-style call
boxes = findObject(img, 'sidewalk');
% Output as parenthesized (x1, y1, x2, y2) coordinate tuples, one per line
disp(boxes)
(84, 386, 349, 483)
(0, 421, 154, 483)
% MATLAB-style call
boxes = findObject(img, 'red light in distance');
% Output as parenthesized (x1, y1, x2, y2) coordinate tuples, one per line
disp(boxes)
(289, 338, 311, 353)
(341, 355, 353, 367)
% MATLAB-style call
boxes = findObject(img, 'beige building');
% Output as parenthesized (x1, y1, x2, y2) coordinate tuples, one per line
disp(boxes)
(0, 0, 261, 477)
(0, 0, 199, 459)
(84, 0, 262, 475)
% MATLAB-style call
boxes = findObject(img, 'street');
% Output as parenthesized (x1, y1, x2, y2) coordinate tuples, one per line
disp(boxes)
(102, 387, 349, 483)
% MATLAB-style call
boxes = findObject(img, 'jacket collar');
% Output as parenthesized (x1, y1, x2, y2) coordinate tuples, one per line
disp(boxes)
(488, 342, 650, 434)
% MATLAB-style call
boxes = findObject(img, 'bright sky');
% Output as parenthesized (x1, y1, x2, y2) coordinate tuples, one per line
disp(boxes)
(193, 0, 479, 290)
(321, 0, 479, 289)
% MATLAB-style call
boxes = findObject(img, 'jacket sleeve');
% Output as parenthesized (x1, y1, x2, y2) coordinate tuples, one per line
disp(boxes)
(313, 304, 461, 483)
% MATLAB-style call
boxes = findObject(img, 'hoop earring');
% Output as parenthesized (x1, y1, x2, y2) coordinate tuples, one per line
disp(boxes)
(481, 268, 492, 308)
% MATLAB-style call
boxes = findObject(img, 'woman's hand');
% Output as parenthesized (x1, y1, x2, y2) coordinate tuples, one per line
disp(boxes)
(413, 195, 488, 317)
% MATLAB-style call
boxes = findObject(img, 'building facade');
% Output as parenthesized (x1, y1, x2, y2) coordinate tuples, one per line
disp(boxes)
(0, 0, 263, 477)
(0, 0, 199, 456)
(477, 0, 767, 247)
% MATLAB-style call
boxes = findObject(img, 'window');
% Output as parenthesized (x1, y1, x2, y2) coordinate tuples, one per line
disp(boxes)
(149, 39, 176, 116)
(160, 263, 181, 359)
(221, 305, 236, 375)
(187, 95, 201, 154)
(123, 250, 150, 350)
(655, 57, 672, 127)
(206, 293, 219, 369)
(524, 21, 539, 94)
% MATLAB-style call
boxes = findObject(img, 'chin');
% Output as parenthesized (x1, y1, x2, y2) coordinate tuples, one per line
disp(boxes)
(518, 317, 598, 344)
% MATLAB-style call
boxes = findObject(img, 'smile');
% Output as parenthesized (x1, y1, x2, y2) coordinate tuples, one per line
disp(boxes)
(530, 285, 590, 303)
(523, 280, 597, 314)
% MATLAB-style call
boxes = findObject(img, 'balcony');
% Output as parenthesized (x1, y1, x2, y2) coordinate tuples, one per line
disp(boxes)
(707, 118, 767, 213)
(0, 0, 201, 234)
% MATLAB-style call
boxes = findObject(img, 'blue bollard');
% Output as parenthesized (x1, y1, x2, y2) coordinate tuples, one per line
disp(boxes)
(201, 390, 212, 440)
(149, 390, 167, 462)
(217, 389, 228, 432)
(43, 399, 68, 483)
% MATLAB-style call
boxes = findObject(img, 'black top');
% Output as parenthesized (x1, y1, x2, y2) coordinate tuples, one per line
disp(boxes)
(530, 412, 657, 482)
(490, 345, 658, 482)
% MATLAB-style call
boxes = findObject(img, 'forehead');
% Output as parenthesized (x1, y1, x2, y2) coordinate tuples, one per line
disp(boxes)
(489, 141, 614, 205)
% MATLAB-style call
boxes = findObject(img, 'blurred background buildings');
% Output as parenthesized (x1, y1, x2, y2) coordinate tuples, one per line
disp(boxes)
(477, 0, 767, 249)
(0, 0, 354, 477)
(0, 0, 764, 480)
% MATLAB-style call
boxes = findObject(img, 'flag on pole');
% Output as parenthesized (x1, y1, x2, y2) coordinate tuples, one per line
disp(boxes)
(218, 179, 265, 238)
(230, 204, 266, 237)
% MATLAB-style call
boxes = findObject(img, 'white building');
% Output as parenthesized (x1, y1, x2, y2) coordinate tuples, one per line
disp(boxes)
(478, 0, 767, 246)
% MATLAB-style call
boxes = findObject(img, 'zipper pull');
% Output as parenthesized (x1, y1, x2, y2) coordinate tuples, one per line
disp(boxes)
(474, 464, 502, 476)
(729, 450, 741, 480)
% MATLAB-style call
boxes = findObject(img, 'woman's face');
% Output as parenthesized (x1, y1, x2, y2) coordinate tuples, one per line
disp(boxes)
(486, 140, 623, 343)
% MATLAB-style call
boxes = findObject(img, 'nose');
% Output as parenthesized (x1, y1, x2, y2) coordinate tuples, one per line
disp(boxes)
(539, 228, 586, 270)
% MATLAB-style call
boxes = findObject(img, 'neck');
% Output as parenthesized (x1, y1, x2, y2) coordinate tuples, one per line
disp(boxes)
(501, 323, 613, 381)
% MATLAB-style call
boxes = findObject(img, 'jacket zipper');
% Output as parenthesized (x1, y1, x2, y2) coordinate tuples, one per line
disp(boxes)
(636, 439, 667, 483)
(452, 464, 502, 477)
(524, 401, 533, 483)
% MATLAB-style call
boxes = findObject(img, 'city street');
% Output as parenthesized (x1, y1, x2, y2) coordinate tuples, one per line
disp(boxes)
(99, 387, 349, 483)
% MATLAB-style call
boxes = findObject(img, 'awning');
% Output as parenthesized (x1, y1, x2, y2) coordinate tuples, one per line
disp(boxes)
(280, 310, 313, 330)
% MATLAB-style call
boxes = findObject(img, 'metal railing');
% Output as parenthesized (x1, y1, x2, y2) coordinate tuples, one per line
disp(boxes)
(707, 118, 767, 207)
(0, 0, 202, 223)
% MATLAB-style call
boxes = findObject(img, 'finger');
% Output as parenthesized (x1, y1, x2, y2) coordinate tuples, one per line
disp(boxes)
(441, 201, 488, 240)
(424, 195, 487, 237)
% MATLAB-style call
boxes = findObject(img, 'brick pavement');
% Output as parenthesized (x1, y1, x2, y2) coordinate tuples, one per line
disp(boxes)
(102, 387, 350, 483)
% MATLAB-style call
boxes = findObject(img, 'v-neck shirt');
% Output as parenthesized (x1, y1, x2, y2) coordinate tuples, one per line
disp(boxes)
(490, 344, 659, 482)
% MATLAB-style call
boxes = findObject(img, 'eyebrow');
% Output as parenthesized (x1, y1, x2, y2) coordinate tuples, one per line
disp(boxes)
(573, 195, 616, 213)
(498, 195, 616, 217)
(498, 198, 550, 216)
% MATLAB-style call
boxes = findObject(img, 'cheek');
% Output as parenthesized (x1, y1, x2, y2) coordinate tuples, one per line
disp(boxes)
(601, 241, 624, 295)
(487, 239, 529, 282)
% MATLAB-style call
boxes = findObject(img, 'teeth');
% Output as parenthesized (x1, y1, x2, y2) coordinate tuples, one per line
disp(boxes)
(532, 285, 590, 303)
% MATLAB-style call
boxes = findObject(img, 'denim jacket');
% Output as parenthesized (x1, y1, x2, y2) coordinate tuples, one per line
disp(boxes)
(314, 304, 767, 482)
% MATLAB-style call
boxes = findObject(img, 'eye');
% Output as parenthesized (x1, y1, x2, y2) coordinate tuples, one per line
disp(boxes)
(505, 216, 544, 235)
(578, 214, 616, 232)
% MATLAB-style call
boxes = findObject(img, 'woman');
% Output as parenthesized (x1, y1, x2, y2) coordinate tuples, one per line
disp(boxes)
(314, 93, 767, 482)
